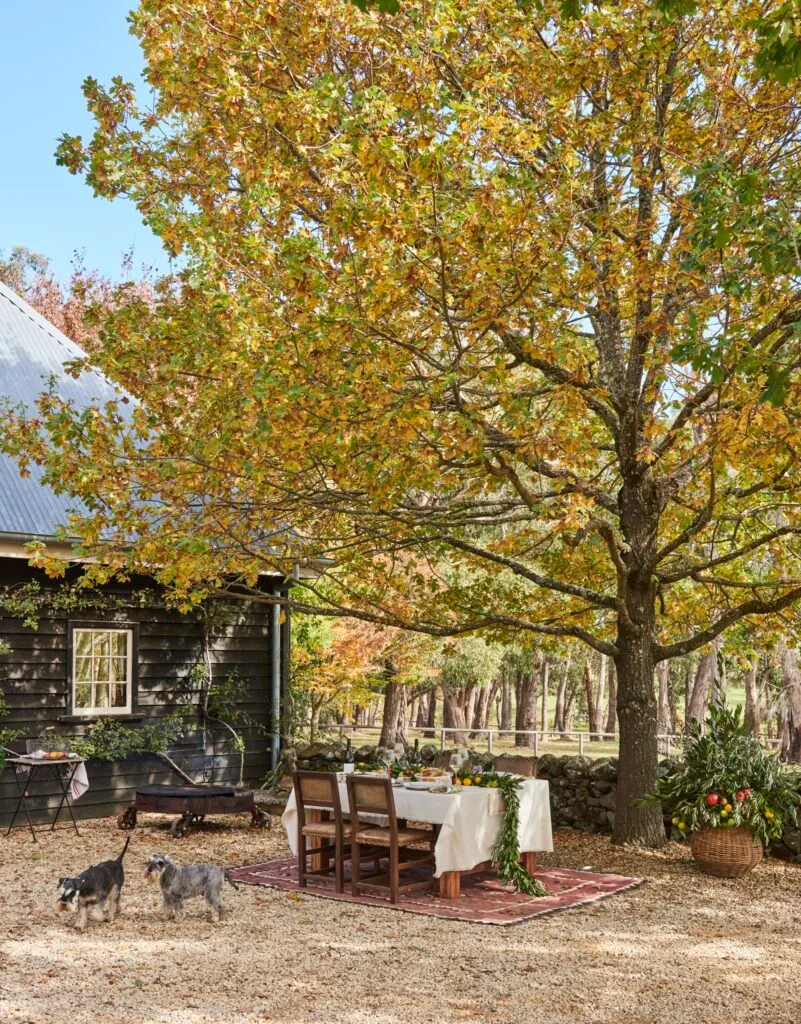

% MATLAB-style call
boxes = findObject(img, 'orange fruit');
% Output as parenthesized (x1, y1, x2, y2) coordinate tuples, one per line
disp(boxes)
(462, 778, 472, 786)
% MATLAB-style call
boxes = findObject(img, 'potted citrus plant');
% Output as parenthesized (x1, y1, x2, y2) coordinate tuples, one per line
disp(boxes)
(651, 699, 801, 877)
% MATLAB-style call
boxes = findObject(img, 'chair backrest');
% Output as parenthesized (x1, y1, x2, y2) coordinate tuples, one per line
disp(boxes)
(493, 755, 538, 778)
(346, 775, 398, 832)
(293, 770, 343, 823)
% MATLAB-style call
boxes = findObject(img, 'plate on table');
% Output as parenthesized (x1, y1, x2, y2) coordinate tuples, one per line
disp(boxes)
(404, 780, 448, 790)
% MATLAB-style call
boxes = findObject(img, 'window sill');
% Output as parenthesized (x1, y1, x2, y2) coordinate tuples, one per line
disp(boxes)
(57, 715, 143, 725)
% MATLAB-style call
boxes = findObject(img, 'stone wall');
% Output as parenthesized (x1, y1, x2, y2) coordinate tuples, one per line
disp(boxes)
(281, 742, 801, 860)
(536, 754, 618, 832)
(537, 753, 801, 862)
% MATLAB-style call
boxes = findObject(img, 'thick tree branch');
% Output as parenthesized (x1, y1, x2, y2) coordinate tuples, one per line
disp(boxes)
(656, 585, 801, 660)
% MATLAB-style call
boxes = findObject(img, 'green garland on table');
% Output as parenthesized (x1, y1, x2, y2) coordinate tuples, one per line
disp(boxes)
(457, 769, 548, 896)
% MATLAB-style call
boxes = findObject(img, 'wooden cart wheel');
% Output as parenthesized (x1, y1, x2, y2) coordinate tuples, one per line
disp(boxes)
(117, 804, 137, 831)
(250, 807, 271, 830)
(170, 813, 191, 838)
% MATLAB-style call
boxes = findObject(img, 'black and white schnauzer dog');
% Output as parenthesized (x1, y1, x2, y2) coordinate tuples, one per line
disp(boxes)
(145, 853, 238, 923)
(57, 836, 130, 930)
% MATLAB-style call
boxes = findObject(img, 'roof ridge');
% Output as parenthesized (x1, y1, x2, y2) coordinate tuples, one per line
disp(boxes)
(0, 279, 86, 361)
(0, 279, 127, 398)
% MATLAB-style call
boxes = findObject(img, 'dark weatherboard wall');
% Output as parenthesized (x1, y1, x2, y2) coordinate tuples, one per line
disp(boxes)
(0, 558, 286, 826)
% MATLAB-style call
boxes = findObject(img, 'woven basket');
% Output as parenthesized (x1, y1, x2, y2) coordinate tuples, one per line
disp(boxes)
(690, 824, 763, 877)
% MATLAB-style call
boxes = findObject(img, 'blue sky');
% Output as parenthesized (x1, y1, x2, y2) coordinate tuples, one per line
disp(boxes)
(0, 2, 168, 284)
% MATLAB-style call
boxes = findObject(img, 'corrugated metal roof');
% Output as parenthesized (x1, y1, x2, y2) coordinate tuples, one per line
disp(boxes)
(0, 281, 123, 540)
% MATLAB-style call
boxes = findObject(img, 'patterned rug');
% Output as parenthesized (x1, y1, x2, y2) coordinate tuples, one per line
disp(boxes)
(229, 857, 646, 926)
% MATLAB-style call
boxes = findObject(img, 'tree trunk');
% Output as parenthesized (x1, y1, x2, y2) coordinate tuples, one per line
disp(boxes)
(553, 653, 571, 731)
(656, 660, 672, 735)
(500, 673, 513, 732)
(515, 671, 537, 747)
(605, 660, 617, 736)
(682, 660, 691, 728)
(379, 680, 407, 748)
(442, 686, 469, 745)
(613, 626, 663, 846)
(667, 668, 678, 734)
(744, 660, 761, 735)
(612, 474, 664, 847)
(687, 641, 720, 726)
(780, 647, 801, 762)
(563, 676, 578, 732)
(415, 692, 428, 728)
(584, 659, 599, 737)
(309, 695, 325, 743)
(594, 654, 607, 739)
(472, 685, 491, 736)
(464, 684, 477, 735)
(425, 688, 437, 738)
(540, 654, 550, 734)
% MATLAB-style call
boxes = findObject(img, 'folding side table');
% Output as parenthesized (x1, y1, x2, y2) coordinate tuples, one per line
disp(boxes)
(3, 755, 84, 842)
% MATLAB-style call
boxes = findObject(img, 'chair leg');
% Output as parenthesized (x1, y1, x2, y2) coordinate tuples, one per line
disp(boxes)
(390, 844, 399, 905)
(335, 833, 344, 894)
(298, 831, 306, 888)
(351, 839, 361, 896)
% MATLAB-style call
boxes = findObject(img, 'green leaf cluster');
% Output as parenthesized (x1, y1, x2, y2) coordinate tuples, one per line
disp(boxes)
(0, 686, 22, 776)
(68, 710, 188, 761)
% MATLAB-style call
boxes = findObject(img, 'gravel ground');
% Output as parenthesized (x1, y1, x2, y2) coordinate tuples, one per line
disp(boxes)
(1, 816, 799, 1024)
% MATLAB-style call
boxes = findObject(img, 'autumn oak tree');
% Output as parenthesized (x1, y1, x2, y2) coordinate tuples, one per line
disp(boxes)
(6, 0, 801, 844)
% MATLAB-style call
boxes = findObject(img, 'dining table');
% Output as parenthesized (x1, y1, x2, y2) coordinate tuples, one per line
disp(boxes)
(282, 775, 553, 899)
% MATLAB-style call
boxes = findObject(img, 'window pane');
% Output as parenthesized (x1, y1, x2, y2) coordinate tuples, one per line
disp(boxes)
(75, 631, 93, 657)
(95, 657, 111, 683)
(112, 684, 127, 708)
(74, 683, 91, 708)
(93, 632, 111, 657)
(75, 657, 92, 683)
(111, 632, 129, 656)
(110, 657, 127, 683)
(93, 683, 109, 708)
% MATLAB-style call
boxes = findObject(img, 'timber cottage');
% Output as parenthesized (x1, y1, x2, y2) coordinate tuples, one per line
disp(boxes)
(0, 282, 288, 826)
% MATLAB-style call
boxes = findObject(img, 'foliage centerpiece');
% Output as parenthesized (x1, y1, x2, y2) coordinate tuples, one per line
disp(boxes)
(455, 768, 547, 896)
(651, 701, 801, 874)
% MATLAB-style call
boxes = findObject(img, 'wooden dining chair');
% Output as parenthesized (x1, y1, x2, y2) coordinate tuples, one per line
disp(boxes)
(293, 770, 351, 893)
(346, 775, 436, 904)
(493, 754, 538, 777)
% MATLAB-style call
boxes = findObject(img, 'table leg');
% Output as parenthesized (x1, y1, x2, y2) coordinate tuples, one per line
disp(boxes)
(439, 870, 461, 900)
(50, 764, 81, 836)
(5, 766, 37, 842)
(520, 851, 537, 874)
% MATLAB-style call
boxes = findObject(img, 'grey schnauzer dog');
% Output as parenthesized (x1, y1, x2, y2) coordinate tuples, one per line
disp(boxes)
(57, 836, 130, 931)
(145, 853, 239, 922)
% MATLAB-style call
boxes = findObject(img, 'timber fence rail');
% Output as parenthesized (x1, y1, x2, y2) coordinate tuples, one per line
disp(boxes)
(320, 724, 784, 759)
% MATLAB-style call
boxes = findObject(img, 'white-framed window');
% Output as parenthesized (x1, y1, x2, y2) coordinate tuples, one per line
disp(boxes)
(71, 627, 134, 716)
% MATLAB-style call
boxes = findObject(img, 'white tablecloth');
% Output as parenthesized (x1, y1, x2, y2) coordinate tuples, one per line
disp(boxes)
(282, 778, 553, 877)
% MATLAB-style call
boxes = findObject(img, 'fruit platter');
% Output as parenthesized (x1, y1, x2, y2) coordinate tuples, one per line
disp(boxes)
(401, 767, 452, 789)
(25, 750, 81, 760)
(353, 762, 391, 776)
